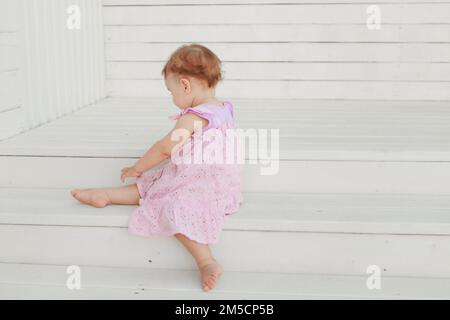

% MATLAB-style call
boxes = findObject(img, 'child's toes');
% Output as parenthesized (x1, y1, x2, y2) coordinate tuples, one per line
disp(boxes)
(208, 275, 216, 284)
(202, 278, 213, 290)
(205, 278, 216, 290)
(203, 283, 212, 292)
(200, 261, 223, 292)
(75, 191, 86, 200)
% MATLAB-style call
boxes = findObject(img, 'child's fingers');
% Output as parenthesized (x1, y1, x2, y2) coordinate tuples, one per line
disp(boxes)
(120, 168, 137, 183)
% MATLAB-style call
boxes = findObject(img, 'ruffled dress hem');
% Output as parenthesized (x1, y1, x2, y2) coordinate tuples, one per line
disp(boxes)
(128, 227, 222, 245)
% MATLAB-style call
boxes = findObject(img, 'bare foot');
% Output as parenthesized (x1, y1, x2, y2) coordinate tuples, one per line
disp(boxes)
(199, 258, 223, 292)
(70, 188, 112, 208)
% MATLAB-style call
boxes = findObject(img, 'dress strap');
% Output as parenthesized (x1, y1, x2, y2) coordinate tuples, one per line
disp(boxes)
(223, 101, 234, 119)
(168, 101, 234, 129)
(168, 105, 214, 129)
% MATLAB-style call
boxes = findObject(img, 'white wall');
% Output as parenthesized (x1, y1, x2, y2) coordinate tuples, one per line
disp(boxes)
(0, 0, 106, 140)
(19, 0, 106, 132)
(103, 0, 450, 100)
(0, 0, 22, 140)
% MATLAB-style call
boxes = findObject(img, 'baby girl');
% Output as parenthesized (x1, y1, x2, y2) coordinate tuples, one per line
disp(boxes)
(70, 44, 243, 292)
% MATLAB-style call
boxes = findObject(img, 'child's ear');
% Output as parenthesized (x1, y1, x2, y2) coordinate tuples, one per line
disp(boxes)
(179, 78, 191, 93)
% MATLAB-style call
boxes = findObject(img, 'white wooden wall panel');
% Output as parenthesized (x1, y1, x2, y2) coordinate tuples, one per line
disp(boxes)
(0, 0, 22, 139)
(106, 43, 450, 63)
(107, 62, 450, 82)
(0, 0, 18, 31)
(0, 72, 20, 111)
(18, 0, 106, 132)
(0, 108, 23, 139)
(103, 4, 450, 24)
(0, 0, 106, 140)
(107, 80, 450, 100)
(105, 25, 450, 43)
(103, 0, 450, 100)
(104, 0, 450, 3)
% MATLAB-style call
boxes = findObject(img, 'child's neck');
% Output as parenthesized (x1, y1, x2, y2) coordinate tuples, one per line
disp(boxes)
(191, 90, 222, 108)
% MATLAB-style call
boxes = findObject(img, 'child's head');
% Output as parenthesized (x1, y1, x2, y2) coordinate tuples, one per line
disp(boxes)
(162, 44, 223, 109)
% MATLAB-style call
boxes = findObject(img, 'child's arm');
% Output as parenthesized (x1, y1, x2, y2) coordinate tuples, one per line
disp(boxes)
(120, 113, 208, 182)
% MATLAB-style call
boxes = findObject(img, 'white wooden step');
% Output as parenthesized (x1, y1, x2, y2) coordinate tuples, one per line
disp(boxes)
(1, 97, 450, 161)
(2, 155, 450, 194)
(1, 263, 449, 300)
(1, 98, 450, 194)
(2, 187, 450, 235)
(1, 187, 450, 277)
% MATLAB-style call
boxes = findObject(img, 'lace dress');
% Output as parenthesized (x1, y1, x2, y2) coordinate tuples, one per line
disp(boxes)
(128, 101, 243, 244)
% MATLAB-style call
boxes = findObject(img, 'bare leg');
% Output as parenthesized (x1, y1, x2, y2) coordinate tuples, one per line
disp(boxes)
(70, 184, 141, 207)
(175, 233, 223, 292)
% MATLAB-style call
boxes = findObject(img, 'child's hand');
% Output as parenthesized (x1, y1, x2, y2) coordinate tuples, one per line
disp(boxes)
(120, 166, 142, 183)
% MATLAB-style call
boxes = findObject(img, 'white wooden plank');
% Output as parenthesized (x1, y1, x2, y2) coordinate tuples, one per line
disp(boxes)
(2, 188, 450, 236)
(1, 155, 450, 194)
(82, 0, 92, 106)
(0, 283, 305, 300)
(74, 0, 84, 109)
(105, 25, 450, 43)
(0, 32, 18, 46)
(1, 224, 450, 277)
(97, 0, 107, 100)
(28, 0, 44, 126)
(104, 0, 450, 4)
(1, 97, 450, 160)
(3, 263, 450, 300)
(107, 61, 450, 81)
(89, 0, 99, 103)
(4, 98, 450, 130)
(53, 0, 65, 118)
(85, 0, 94, 105)
(16, 0, 107, 129)
(0, 45, 19, 71)
(0, 108, 23, 141)
(2, 98, 450, 193)
(62, 0, 76, 115)
(107, 79, 450, 100)
(103, 4, 450, 25)
(0, 0, 18, 31)
(94, 0, 106, 101)
(2, 263, 450, 299)
(106, 43, 450, 62)
(40, 0, 55, 122)
(102, 2, 450, 102)
(19, 0, 35, 130)
(0, 71, 21, 112)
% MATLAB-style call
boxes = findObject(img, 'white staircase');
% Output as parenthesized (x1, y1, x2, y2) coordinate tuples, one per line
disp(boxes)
(1, 97, 450, 299)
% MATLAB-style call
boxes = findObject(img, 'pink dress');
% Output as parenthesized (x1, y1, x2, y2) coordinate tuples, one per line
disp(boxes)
(128, 100, 243, 244)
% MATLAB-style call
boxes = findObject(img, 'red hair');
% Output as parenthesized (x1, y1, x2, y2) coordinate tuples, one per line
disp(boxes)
(162, 44, 223, 88)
